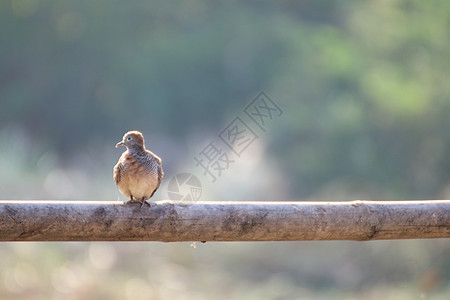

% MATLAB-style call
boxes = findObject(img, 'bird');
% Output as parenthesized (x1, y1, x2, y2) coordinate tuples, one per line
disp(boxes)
(113, 130, 164, 207)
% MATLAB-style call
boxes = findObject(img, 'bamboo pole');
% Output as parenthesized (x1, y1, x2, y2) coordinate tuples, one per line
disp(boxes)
(0, 200, 448, 242)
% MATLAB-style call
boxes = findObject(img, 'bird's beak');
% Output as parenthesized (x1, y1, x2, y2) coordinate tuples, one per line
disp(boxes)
(115, 141, 125, 148)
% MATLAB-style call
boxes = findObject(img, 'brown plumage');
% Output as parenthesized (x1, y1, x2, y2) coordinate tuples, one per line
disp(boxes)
(113, 131, 163, 207)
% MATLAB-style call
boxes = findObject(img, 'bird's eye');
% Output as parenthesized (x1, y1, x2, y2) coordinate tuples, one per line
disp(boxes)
(127, 136, 132, 141)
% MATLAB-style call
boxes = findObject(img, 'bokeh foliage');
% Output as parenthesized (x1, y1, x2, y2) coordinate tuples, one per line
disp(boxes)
(1, 0, 449, 298)
(2, 0, 450, 200)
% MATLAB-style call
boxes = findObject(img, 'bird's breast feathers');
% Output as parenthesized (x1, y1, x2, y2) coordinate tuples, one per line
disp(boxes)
(117, 171, 159, 200)
(114, 151, 161, 200)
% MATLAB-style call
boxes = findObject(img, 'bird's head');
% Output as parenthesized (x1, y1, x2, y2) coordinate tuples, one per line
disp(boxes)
(116, 131, 145, 149)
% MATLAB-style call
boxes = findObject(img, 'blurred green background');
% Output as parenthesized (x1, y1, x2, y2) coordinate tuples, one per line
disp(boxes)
(1, 0, 449, 298)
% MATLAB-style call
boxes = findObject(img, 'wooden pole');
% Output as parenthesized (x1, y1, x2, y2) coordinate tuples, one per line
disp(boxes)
(0, 200, 448, 242)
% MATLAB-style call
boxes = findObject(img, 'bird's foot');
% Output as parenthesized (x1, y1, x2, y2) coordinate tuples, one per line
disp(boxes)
(140, 200, 151, 208)
(125, 198, 139, 205)
(125, 198, 151, 208)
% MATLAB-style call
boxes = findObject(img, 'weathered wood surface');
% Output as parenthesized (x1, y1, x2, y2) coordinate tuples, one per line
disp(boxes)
(0, 200, 448, 242)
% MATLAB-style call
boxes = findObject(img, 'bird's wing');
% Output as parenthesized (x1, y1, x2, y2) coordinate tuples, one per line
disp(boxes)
(149, 158, 164, 198)
(113, 159, 125, 185)
(157, 163, 164, 187)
